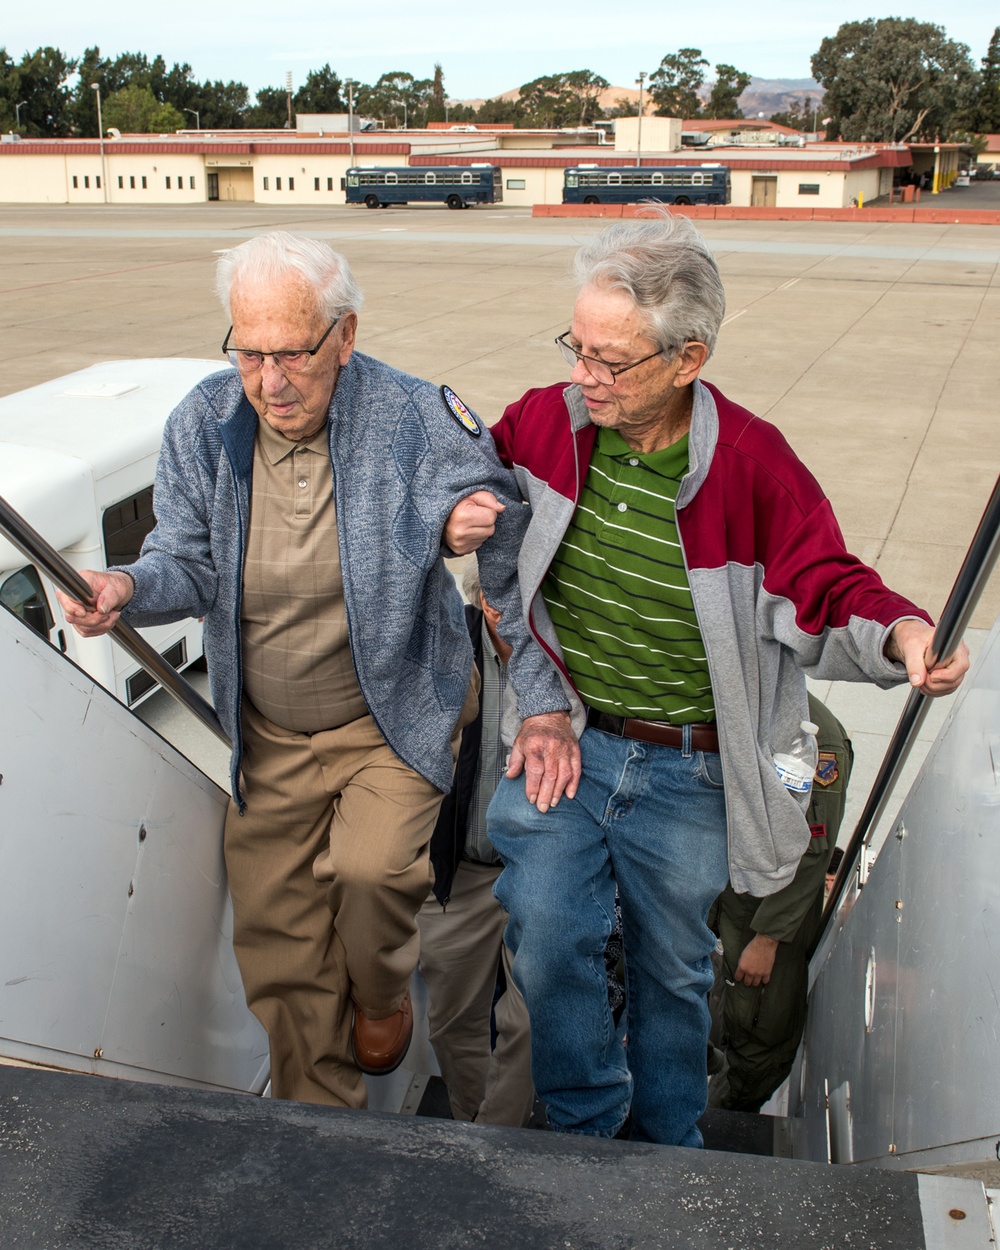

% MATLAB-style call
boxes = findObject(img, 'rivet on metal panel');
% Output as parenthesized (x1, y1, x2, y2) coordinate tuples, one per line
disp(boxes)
(895, 899, 904, 910)
(128, 882, 134, 897)
(888, 1143, 896, 1154)
(138, 824, 147, 842)
(93, 1047, 103, 1059)
(948, 1209, 967, 1221)
(894, 822, 907, 841)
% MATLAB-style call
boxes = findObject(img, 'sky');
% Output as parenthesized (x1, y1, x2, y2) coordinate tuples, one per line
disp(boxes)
(7, 2, 999, 102)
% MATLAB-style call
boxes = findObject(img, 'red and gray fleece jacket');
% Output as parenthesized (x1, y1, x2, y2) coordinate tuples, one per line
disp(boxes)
(492, 378, 930, 897)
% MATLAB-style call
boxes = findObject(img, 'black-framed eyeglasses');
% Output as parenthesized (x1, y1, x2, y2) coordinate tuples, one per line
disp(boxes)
(222, 317, 342, 373)
(554, 330, 670, 386)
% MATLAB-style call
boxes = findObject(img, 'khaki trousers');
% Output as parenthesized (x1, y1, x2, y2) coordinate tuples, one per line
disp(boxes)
(418, 859, 535, 1127)
(225, 685, 476, 1107)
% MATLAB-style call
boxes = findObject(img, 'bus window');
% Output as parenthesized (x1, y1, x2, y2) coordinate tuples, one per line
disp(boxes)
(385, 172, 398, 185)
(1, 566, 54, 639)
(461, 172, 473, 184)
(425, 172, 436, 185)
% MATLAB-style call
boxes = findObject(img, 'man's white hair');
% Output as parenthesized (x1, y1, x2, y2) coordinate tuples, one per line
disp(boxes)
(215, 231, 364, 320)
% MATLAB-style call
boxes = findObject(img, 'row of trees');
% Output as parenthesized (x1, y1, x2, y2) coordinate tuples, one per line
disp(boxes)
(3, 21, 1000, 142)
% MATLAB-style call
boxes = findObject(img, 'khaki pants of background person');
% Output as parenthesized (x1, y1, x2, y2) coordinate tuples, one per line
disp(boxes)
(224, 684, 476, 1107)
(418, 859, 535, 1127)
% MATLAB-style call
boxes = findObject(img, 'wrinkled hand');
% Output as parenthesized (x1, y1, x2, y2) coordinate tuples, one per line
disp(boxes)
(507, 710, 581, 813)
(887, 619, 969, 697)
(443, 490, 505, 556)
(55, 569, 134, 638)
(733, 934, 779, 987)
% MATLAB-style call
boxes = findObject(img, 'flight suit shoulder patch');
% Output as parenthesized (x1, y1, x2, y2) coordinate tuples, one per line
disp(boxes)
(814, 752, 839, 787)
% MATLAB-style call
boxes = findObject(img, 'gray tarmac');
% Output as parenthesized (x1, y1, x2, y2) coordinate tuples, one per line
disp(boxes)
(2, 202, 997, 843)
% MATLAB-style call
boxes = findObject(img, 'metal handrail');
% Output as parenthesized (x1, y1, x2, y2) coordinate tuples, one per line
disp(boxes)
(810, 471, 1000, 956)
(0, 491, 230, 748)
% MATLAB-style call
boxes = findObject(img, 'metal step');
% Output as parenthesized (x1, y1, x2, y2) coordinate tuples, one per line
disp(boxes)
(0, 1065, 991, 1249)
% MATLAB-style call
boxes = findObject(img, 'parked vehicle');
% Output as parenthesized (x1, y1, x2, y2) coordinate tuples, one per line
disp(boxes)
(345, 165, 502, 209)
(563, 164, 730, 206)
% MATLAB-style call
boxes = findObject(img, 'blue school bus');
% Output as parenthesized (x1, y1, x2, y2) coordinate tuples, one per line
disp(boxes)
(345, 165, 502, 209)
(563, 165, 730, 206)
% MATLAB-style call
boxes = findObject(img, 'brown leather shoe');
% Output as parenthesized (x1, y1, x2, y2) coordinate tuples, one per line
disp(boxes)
(352, 992, 413, 1076)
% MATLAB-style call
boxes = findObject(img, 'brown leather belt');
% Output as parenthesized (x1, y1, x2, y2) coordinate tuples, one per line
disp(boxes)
(585, 707, 719, 753)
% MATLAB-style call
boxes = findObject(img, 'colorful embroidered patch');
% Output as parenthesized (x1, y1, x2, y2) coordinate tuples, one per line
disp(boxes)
(809, 823, 828, 839)
(814, 752, 839, 787)
(441, 385, 481, 437)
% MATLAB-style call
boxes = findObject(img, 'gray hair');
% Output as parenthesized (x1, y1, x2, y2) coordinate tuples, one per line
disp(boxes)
(215, 231, 364, 320)
(572, 210, 725, 358)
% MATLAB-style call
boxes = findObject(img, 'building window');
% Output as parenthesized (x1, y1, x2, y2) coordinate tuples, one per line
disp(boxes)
(798, 183, 820, 195)
(263, 176, 269, 190)
(72, 176, 78, 188)
(95, 176, 101, 189)
(276, 177, 282, 190)
(314, 177, 320, 191)
(84, 176, 90, 188)
(327, 177, 333, 191)
(166, 176, 171, 189)
(288, 177, 294, 191)
(189, 176, 195, 189)
(118, 176, 124, 189)
(130, 176, 136, 189)
(506, 179, 526, 190)
(141, 176, 147, 189)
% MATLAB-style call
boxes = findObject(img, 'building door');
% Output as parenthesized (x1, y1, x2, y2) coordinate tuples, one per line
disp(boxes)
(207, 173, 219, 202)
(751, 176, 777, 207)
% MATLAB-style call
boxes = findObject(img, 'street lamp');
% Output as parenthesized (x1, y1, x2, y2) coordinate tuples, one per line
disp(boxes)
(15, 101, 27, 132)
(184, 108, 200, 130)
(635, 71, 647, 168)
(397, 99, 408, 130)
(90, 84, 108, 204)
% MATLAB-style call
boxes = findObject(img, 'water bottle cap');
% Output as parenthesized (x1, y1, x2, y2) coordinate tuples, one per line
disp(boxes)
(800, 721, 819, 735)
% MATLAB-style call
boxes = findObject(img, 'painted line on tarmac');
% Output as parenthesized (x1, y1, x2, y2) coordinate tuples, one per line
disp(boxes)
(0, 256, 207, 296)
(1, 226, 999, 266)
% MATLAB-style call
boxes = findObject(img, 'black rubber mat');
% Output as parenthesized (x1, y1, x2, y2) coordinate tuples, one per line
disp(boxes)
(0, 1065, 928, 1250)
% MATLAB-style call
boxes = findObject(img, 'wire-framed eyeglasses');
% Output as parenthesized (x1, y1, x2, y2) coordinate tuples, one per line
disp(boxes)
(554, 330, 670, 386)
(222, 317, 342, 373)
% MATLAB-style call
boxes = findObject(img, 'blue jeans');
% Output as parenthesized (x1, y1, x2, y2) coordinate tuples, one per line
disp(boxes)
(488, 725, 729, 1146)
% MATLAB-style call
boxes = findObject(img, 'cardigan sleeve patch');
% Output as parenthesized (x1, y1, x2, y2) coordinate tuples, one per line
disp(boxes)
(440, 385, 482, 438)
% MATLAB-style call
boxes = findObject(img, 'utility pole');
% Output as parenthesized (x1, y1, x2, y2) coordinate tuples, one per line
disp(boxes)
(635, 71, 647, 167)
(346, 80, 356, 165)
(91, 84, 108, 204)
(184, 108, 200, 130)
(15, 101, 27, 132)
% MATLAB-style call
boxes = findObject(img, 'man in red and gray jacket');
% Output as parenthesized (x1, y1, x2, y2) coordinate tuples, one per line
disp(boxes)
(444, 211, 967, 1147)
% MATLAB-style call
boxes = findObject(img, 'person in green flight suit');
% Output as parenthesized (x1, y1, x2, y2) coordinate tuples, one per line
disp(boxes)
(707, 693, 853, 1112)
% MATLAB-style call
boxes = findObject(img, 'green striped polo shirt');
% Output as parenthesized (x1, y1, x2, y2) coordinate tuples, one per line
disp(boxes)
(542, 426, 715, 723)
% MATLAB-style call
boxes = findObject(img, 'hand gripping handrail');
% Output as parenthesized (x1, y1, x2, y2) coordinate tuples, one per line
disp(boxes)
(810, 471, 1000, 957)
(0, 490, 230, 748)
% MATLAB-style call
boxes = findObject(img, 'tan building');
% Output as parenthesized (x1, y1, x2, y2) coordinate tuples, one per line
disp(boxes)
(0, 128, 914, 209)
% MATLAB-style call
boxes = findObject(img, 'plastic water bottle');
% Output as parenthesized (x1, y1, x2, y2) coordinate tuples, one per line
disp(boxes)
(774, 720, 819, 795)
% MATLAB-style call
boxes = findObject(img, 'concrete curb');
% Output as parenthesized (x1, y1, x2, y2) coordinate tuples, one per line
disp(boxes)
(532, 204, 1000, 226)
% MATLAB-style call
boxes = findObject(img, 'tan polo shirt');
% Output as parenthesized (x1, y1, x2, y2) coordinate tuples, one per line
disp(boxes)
(240, 416, 367, 733)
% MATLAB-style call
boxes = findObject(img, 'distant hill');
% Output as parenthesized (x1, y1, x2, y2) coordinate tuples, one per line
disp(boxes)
(457, 77, 824, 124)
